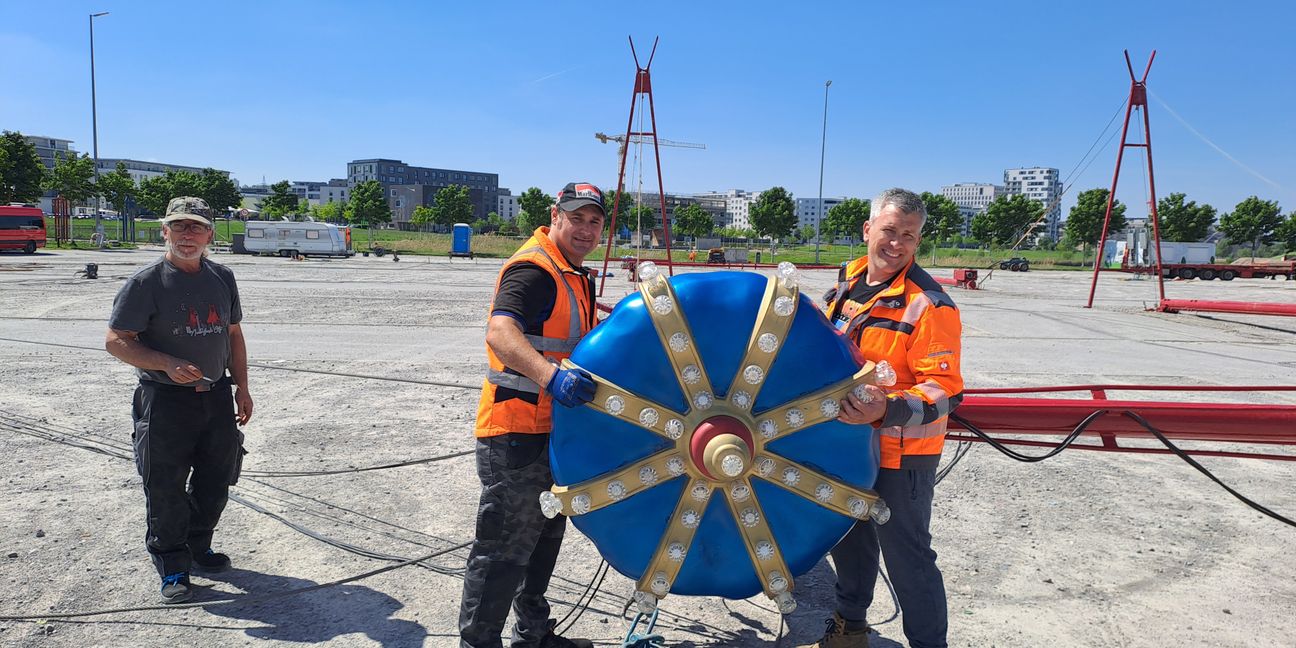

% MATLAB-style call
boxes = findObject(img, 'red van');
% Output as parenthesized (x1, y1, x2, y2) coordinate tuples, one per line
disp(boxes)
(0, 205, 47, 254)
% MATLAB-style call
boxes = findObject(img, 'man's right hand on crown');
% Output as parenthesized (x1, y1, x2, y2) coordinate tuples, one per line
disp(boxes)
(547, 366, 597, 408)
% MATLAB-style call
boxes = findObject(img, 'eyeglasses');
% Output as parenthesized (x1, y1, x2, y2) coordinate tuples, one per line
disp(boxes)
(167, 222, 212, 234)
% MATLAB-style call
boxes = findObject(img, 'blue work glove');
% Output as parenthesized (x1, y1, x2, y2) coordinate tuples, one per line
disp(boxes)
(546, 366, 596, 408)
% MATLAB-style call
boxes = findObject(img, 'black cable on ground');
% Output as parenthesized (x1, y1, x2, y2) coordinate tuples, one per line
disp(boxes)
(0, 541, 470, 621)
(1121, 411, 1296, 529)
(241, 449, 472, 477)
(951, 409, 1296, 529)
(554, 560, 609, 635)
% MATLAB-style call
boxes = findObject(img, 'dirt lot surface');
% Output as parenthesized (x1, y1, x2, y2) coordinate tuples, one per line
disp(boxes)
(1, 247, 1293, 647)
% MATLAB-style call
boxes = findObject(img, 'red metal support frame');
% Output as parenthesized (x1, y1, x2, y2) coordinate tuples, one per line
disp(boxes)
(1086, 50, 1164, 308)
(951, 384, 1296, 462)
(598, 36, 675, 297)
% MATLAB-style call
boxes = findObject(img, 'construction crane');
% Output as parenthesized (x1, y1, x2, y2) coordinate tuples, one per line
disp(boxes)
(594, 132, 706, 150)
(594, 131, 706, 202)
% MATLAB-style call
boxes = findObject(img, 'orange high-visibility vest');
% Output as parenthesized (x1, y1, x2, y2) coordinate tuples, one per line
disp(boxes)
(474, 227, 595, 437)
(825, 256, 964, 470)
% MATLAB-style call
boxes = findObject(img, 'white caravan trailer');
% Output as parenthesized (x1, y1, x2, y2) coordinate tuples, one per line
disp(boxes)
(243, 220, 354, 258)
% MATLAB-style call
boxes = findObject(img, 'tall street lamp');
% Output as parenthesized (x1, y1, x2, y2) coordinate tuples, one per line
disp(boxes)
(89, 11, 109, 245)
(815, 79, 831, 264)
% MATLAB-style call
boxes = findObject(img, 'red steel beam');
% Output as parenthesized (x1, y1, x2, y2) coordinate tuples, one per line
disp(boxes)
(952, 395, 1296, 446)
(1158, 299, 1296, 317)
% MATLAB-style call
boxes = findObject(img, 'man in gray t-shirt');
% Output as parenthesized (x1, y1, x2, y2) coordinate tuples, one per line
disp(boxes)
(106, 196, 254, 604)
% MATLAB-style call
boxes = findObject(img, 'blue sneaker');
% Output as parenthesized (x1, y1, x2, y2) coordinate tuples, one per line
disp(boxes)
(160, 572, 192, 604)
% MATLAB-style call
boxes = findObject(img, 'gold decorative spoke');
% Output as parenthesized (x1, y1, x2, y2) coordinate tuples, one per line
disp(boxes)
(550, 448, 686, 517)
(724, 273, 800, 407)
(752, 453, 882, 521)
(637, 273, 716, 411)
(720, 477, 794, 598)
(751, 363, 878, 444)
(563, 359, 687, 442)
(634, 478, 715, 603)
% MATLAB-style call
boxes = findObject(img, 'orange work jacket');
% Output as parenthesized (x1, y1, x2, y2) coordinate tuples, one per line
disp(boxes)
(825, 256, 964, 470)
(474, 227, 595, 437)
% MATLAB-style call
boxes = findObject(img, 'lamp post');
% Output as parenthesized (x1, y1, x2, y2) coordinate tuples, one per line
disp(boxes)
(815, 80, 831, 265)
(89, 11, 109, 245)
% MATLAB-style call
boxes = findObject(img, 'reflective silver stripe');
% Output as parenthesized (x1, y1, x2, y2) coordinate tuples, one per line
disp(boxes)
(901, 393, 926, 427)
(525, 334, 578, 353)
(487, 369, 542, 394)
(878, 420, 947, 440)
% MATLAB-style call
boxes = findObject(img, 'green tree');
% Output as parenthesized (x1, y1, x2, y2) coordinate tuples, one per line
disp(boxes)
(797, 224, 816, 243)
(517, 186, 554, 233)
(485, 211, 503, 233)
(1062, 188, 1126, 259)
(822, 198, 869, 239)
(431, 184, 473, 228)
(198, 169, 242, 221)
(750, 186, 796, 241)
(97, 161, 136, 217)
(919, 192, 962, 243)
(315, 201, 344, 222)
(411, 205, 436, 227)
(44, 152, 98, 206)
(347, 180, 390, 247)
(673, 203, 715, 239)
(626, 204, 656, 236)
(604, 188, 624, 230)
(261, 180, 299, 218)
(1156, 193, 1216, 242)
(137, 170, 205, 215)
(1273, 213, 1296, 251)
(0, 131, 46, 204)
(974, 193, 1046, 246)
(1219, 196, 1283, 258)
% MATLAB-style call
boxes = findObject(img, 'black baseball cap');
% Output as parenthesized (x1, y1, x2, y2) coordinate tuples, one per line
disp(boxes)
(556, 182, 606, 216)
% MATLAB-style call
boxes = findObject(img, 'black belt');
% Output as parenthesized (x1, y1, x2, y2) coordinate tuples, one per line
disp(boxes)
(140, 375, 231, 393)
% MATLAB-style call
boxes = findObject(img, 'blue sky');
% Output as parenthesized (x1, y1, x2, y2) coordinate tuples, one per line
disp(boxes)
(2, 1, 1292, 218)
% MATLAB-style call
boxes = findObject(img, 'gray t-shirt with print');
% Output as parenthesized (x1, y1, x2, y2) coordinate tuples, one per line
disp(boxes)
(109, 256, 242, 386)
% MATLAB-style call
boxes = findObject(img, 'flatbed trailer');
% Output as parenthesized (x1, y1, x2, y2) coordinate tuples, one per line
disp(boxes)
(1122, 260, 1295, 281)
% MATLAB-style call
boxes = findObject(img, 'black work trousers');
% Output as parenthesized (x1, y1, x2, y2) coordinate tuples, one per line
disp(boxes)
(459, 433, 567, 648)
(131, 378, 242, 578)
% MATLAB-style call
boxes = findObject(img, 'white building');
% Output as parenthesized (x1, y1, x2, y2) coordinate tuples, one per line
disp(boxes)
(320, 180, 349, 206)
(1003, 167, 1062, 239)
(940, 183, 1005, 235)
(497, 190, 519, 221)
(795, 197, 844, 232)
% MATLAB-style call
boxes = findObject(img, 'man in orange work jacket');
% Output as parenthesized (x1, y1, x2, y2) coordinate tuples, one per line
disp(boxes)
(815, 188, 964, 648)
(459, 183, 605, 648)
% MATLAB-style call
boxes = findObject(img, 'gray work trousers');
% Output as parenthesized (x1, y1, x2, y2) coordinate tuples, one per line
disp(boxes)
(459, 433, 567, 648)
(831, 467, 948, 648)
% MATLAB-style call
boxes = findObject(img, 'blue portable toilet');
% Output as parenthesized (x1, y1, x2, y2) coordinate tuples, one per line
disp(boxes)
(451, 223, 473, 259)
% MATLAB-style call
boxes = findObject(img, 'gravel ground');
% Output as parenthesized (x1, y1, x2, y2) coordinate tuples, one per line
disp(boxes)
(0, 247, 1293, 648)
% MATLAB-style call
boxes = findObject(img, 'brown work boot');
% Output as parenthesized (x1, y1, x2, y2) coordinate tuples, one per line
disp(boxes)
(813, 612, 870, 647)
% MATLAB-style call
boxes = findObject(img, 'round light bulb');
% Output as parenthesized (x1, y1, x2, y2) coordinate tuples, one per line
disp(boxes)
(665, 419, 685, 440)
(538, 491, 563, 519)
(571, 494, 591, 515)
(639, 466, 659, 486)
(681, 365, 702, 385)
(605, 395, 625, 415)
(668, 332, 689, 353)
(637, 261, 659, 282)
(651, 295, 674, 315)
(638, 407, 660, 428)
(720, 454, 745, 477)
(757, 333, 779, 354)
(732, 390, 752, 410)
(743, 365, 765, 385)
(874, 360, 897, 387)
(607, 480, 627, 500)
(773, 295, 795, 317)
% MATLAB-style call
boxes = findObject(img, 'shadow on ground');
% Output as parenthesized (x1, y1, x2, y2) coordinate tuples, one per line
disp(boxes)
(197, 567, 428, 646)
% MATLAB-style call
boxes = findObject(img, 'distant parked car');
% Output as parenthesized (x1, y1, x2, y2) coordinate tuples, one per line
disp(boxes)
(1000, 257, 1030, 272)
